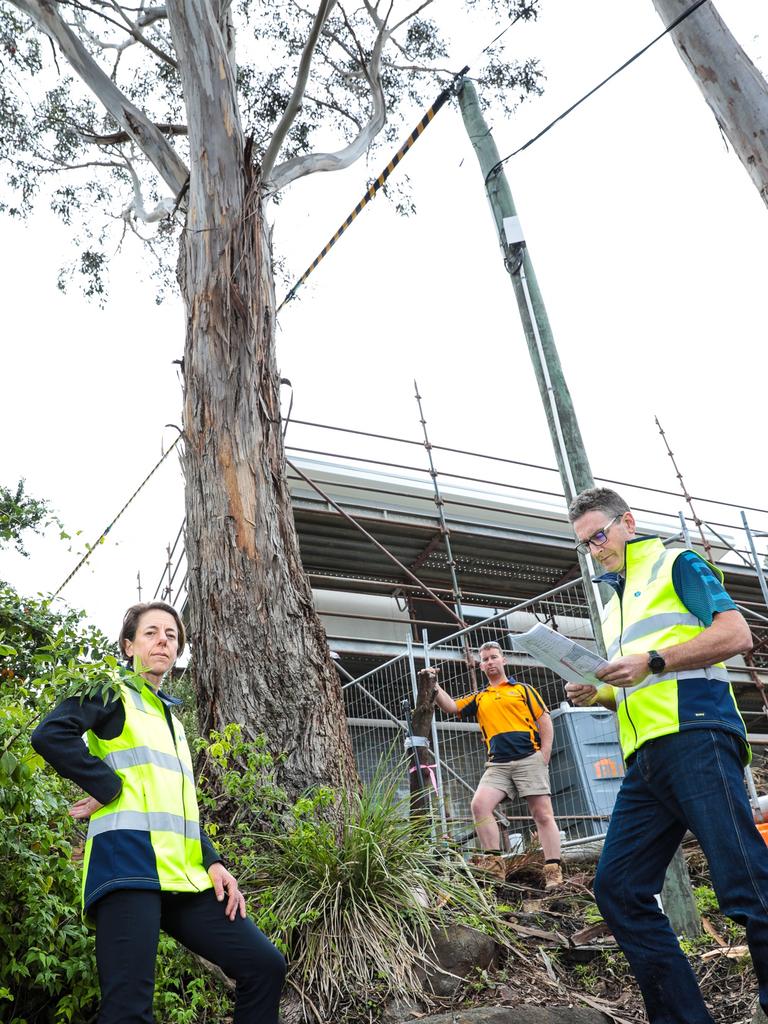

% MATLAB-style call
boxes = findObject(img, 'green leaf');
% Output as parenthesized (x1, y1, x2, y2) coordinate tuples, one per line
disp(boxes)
(0, 749, 18, 780)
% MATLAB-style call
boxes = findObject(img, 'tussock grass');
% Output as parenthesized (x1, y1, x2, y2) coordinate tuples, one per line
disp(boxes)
(248, 774, 509, 1017)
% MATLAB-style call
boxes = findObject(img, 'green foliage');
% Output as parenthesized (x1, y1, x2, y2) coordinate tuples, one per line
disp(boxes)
(153, 938, 231, 1024)
(255, 783, 505, 1017)
(693, 884, 719, 915)
(0, 480, 59, 556)
(0, 0, 543, 298)
(679, 934, 713, 956)
(195, 722, 289, 832)
(0, 730, 100, 1023)
(197, 726, 510, 1019)
(582, 901, 604, 925)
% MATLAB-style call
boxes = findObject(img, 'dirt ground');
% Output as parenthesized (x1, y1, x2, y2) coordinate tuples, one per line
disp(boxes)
(452, 839, 763, 1024)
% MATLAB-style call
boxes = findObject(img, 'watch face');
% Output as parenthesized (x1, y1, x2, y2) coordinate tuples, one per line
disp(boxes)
(649, 653, 665, 673)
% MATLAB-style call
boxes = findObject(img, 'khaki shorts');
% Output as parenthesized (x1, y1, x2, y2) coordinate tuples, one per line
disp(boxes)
(478, 751, 551, 799)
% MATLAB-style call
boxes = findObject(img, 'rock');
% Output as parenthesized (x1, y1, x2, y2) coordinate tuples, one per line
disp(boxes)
(380, 995, 424, 1022)
(496, 984, 517, 1005)
(751, 1001, 768, 1024)
(422, 924, 497, 997)
(411, 1007, 611, 1023)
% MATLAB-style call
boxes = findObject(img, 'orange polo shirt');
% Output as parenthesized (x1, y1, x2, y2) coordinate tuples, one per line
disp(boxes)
(455, 679, 548, 762)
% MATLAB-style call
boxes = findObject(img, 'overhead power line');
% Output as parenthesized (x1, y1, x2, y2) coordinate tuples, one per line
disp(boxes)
(54, 434, 182, 597)
(486, 0, 710, 182)
(275, 7, 546, 312)
(277, 66, 469, 313)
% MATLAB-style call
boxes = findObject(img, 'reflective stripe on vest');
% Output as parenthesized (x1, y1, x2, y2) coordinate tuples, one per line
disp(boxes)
(600, 538, 744, 760)
(103, 745, 195, 783)
(81, 682, 211, 909)
(88, 810, 201, 841)
(606, 612, 701, 659)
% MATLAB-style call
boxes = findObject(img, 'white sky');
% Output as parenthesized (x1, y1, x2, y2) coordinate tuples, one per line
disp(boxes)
(2, 0, 767, 640)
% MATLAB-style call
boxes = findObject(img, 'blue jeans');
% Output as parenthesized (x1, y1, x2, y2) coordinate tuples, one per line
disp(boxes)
(594, 728, 768, 1024)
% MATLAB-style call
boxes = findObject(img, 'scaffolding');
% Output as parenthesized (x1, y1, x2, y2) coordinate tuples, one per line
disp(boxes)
(151, 417, 768, 782)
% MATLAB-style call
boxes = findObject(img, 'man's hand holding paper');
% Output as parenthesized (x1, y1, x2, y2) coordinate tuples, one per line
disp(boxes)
(564, 682, 598, 706)
(594, 653, 650, 688)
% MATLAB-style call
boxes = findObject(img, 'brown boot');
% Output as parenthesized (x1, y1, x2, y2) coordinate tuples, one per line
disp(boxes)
(469, 853, 506, 882)
(543, 862, 564, 891)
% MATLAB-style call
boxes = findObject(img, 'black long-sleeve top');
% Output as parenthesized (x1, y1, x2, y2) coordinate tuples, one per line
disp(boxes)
(31, 691, 221, 870)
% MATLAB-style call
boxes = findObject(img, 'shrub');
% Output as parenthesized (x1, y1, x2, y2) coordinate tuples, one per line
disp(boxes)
(199, 729, 510, 1020)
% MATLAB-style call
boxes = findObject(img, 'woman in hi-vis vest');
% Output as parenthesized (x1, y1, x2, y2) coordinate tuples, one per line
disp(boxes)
(32, 601, 286, 1024)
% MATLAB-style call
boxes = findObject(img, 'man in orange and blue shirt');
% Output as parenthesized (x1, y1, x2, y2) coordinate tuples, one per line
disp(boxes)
(432, 641, 563, 888)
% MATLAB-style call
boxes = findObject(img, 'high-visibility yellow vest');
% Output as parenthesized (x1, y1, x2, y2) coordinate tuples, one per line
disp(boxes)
(600, 537, 747, 761)
(81, 682, 212, 912)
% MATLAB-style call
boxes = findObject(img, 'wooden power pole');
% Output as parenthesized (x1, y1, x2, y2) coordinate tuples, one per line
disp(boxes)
(458, 79, 699, 937)
(457, 79, 603, 646)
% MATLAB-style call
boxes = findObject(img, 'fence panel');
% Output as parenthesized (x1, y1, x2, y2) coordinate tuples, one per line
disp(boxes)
(342, 579, 623, 849)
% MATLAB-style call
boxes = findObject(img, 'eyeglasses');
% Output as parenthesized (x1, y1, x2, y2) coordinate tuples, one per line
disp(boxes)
(575, 514, 622, 555)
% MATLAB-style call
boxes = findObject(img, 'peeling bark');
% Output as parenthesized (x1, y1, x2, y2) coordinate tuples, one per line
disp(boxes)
(652, 0, 768, 208)
(165, 0, 357, 802)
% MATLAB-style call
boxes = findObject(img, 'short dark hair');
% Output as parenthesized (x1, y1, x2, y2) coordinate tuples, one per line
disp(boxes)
(567, 487, 630, 524)
(119, 601, 186, 663)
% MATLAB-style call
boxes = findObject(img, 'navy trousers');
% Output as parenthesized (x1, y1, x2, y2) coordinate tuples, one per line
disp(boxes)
(93, 888, 286, 1023)
(594, 728, 768, 1023)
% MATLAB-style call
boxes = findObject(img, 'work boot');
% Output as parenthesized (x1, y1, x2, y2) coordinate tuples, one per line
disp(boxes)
(469, 853, 506, 883)
(543, 862, 564, 891)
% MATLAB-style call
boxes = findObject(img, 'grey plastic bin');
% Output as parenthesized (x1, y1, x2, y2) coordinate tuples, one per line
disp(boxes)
(549, 704, 624, 840)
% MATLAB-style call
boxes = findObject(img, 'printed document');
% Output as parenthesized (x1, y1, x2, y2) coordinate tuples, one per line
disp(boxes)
(509, 623, 607, 685)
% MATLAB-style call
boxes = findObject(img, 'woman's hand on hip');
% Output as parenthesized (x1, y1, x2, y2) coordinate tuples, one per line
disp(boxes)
(68, 796, 104, 819)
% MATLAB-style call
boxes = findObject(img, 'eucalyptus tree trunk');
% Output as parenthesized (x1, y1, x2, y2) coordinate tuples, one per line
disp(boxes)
(653, 0, 768, 208)
(166, 0, 357, 803)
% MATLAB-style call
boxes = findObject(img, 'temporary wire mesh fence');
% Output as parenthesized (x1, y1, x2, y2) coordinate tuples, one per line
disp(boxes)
(342, 577, 624, 851)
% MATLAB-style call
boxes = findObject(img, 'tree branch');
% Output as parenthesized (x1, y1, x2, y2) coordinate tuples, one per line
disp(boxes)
(390, 62, 454, 75)
(66, 0, 175, 66)
(122, 157, 177, 222)
(266, 3, 389, 190)
(105, 0, 177, 68)
(10, 0, 188, 195)
(81, 122, 188, 145)
(363, 0, 432, 61)
(261, 0, 336, 184)
(37, 158, 126, 172)
(388, 0, 433, 36)
(304, 89, 362, 130)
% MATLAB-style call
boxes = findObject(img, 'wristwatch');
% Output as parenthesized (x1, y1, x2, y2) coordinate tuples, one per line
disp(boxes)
(647, 650, 666, 674)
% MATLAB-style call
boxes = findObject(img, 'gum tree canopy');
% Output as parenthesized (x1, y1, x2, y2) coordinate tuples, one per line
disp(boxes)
(0, 0, 541, 799)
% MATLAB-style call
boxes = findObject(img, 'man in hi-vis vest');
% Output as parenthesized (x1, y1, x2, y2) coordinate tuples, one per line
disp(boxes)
(32, 601, 285, 1024)
(566, 488, 766, 1024)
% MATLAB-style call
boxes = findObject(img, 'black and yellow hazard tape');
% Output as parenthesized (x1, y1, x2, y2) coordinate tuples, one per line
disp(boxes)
(277, 66, 469, 313)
